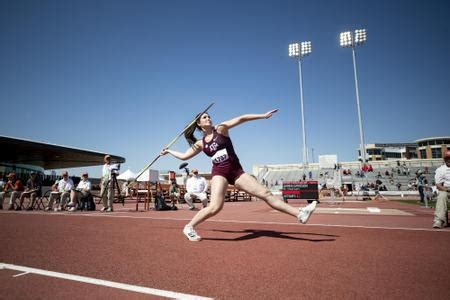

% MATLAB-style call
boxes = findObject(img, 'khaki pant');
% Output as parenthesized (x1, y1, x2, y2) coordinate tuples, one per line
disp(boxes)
(184, 192, 208, 209)
(101, 180, 114, 210)
(19, 191, 38, 208)
(434, 191, 449, 226)
(0, 191, 22, 208)
(48, 191, 70, 209)
(70, 190, 90, 206)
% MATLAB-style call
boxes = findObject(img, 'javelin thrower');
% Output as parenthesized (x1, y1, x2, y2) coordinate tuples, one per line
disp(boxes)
(160, 106, 318, 241)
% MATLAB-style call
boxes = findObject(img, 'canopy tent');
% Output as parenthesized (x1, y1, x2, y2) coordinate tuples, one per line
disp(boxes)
(136, 169, 159, 182)
(116, 169, 136, 181)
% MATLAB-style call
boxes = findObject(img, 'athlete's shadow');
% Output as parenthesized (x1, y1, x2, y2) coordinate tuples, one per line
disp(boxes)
(203, 229, 337, 242)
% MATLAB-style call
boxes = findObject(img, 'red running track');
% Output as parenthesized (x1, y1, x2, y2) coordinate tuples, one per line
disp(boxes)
(1, 199, 450, 299)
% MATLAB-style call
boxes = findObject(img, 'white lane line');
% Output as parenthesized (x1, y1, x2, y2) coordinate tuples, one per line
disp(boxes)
(12, 272, 29, 277)
(1, 210, 448, 233)
(367, 207, 381, 213)
(0, 263, 212, 300)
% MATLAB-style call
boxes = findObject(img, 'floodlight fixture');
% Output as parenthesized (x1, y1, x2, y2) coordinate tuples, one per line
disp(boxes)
(301, 41, 312, 56)
(340, 29, 367, 48)
(289, 41, 312, 58)
(354, 29, 367, 45)
(289, 43, 300, 58)
(340, 31, 353, 47)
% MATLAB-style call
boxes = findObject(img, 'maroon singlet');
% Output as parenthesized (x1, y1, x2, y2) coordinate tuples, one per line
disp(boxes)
(202, 129, 245, 185)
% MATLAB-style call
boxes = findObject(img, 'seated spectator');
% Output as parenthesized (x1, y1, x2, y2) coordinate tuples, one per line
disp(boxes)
(68, 172, 91, 212)
(184, 168, 208, 210)
(385, 170, 390, 176)
(18, 171, 42, 211)
(0, 173, 24, 210)
(169, 180, 180, 206)
(46, 171, 74, 211)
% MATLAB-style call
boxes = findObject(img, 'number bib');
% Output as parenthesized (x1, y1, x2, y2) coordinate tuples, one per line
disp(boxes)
(211, 148, 229, 164)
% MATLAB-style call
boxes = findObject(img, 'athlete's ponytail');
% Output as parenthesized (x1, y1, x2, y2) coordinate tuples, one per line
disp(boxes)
(184, 113, 202, 146)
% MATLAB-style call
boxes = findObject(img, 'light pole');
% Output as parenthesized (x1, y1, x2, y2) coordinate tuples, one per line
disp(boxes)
(340, 29, 367, 163)
(289, 41, 312, 170)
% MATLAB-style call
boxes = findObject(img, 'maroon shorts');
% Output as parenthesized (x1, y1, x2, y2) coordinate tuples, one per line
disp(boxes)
(211, 164, 245, 185)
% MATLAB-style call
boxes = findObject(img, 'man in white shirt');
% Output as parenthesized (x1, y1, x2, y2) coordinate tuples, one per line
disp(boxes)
(101, 155, 115, 212)
(46, 171, 74, 211)
(68, 172, 92, 212)
(433, 150, 450, 228)
(184, 169, 208, 210)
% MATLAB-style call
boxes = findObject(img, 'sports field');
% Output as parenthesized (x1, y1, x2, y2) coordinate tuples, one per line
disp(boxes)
(1, 198, 449, 299)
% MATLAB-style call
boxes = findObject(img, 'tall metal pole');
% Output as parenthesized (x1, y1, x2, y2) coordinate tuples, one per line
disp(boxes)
(297, 58, 308, 169)
(351, 47, 366, 164)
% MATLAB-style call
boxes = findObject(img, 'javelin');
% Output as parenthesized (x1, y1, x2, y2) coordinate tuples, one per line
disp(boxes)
(135, 102, 215, 180)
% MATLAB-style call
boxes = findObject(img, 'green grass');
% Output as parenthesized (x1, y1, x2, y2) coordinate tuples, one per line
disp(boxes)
(392, 199, 450, 210)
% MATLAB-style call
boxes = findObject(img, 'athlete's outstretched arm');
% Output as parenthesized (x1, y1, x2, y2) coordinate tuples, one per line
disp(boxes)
(160, 140, 203, 160)
(219, 109, 278, 130)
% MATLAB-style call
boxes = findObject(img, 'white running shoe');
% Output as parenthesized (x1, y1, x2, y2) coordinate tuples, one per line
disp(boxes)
(298, 201, 317, 224)
(183, 225, 202, 241)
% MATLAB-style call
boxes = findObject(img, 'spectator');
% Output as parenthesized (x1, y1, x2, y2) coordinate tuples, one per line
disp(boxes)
(433, 150, 450, 229)
(169, 180, 181, 206)
(416, 170, 426, 203)
(46, 171, 74, 211)
(100, 154, 115, 212)
(184, 168, 208, 210)
(18, 171, 42, 211)
(68, 172, 92, 212)
(308, 171, 312, 179)
(397, 182, 402, 191)
(0, 173, 24, 210)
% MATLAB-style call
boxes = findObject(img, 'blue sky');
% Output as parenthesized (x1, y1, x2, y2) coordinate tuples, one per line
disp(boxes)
(1, 0, 449, 177)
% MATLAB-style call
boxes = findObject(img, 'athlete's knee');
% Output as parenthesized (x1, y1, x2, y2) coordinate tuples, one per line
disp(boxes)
(257, 189, 273, 201)
(208, 203, 223, 216)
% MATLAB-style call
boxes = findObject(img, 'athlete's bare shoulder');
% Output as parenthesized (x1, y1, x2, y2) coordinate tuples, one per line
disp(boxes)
(215, 124, 229, 136)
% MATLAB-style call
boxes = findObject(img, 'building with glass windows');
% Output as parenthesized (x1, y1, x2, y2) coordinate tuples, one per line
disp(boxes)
(358, 136, 449, 161)
(360, 143, 418, 161)
(416, 136, 450, 159)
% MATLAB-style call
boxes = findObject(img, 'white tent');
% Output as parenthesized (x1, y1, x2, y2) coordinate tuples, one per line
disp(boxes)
(136, 169, 159, 182)
(116, 169, 136, 181)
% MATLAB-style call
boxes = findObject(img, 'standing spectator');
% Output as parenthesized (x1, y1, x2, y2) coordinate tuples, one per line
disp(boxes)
(184, 168, 208, 210)
(68, 172, 92, 212)
(100, 155, 114, 212)
(433, 150, 450, 229)
(396, 182, 402, 191)
(18, 172, 42, 211)
(416, 170, 426, 203)
(0, 173, 24, 210)
(46, 171, 74, 211)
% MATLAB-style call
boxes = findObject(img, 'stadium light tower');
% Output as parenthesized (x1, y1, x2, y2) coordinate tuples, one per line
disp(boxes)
(340, 29, 368, 163)
(289, 41, 312, 169)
